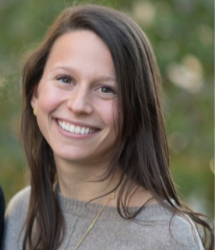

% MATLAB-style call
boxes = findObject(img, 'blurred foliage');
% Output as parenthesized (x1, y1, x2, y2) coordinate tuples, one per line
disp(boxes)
(0, 0, 213, 217)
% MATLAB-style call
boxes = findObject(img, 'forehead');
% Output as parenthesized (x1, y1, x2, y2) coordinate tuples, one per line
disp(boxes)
(43, 30, 116, 80)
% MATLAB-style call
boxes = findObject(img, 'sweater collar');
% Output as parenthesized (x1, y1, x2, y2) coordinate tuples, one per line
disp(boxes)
(55, 183, 168, 221)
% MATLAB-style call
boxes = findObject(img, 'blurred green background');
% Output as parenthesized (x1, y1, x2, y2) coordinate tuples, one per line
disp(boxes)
(0, 0, 213, 217)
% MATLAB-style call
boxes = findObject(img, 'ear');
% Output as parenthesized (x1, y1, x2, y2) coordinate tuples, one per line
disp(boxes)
(31, 85, 39, 109)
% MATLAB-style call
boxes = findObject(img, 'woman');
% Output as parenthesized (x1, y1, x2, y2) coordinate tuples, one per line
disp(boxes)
(2, 4, 214, 250)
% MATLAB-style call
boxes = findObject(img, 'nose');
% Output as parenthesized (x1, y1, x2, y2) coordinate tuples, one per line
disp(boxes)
(67, 86, 93, 115)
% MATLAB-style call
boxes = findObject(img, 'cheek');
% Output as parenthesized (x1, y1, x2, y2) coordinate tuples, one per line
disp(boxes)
(97, 100, 118, 127)
(36, 85, 62, 132)
(37, 84, 61, 113)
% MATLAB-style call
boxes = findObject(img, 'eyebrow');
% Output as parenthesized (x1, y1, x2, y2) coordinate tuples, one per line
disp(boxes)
(51, 66, 116, 82)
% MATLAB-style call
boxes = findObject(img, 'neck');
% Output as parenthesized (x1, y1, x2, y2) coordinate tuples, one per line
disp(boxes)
(55, 156, 121, 205)
(54, 157, 156, 207)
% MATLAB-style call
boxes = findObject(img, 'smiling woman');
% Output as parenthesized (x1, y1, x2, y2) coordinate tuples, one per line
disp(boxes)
(2, 4, 214, 250)
(31, 31, 118, 167)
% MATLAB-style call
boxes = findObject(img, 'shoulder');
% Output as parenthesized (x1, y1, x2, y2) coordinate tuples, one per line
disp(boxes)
(4, 186, 31, 227)
(2, 186, 31, 250)
(167, 212, 203, 250)
(5, 186, 31, 216)
(132, 203, 204, 250)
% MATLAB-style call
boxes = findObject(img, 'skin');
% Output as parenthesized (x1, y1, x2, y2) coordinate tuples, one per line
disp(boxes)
(31, 30, 154, 206)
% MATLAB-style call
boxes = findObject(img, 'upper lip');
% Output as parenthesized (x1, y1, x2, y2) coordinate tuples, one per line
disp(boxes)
(55, 117, 100, 130)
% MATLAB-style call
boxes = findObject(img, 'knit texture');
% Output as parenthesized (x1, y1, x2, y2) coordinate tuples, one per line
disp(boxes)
(3, 186, 203, 250)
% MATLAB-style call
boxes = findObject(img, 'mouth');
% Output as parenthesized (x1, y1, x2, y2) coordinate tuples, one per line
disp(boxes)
(57, 119, 99, 135)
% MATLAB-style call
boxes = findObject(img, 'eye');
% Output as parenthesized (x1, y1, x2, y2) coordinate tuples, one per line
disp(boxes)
(98, 86, 116, 94)
(56, 75, 73, 84)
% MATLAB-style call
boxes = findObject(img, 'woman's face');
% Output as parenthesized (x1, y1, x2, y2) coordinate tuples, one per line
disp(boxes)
(31, 30, 118, 167)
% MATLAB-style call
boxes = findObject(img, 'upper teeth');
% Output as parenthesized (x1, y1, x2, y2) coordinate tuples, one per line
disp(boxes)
(58, 120, 95, 135)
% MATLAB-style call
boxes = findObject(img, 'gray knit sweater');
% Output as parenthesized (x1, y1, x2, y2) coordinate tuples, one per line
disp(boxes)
(3, 187, 203, 250)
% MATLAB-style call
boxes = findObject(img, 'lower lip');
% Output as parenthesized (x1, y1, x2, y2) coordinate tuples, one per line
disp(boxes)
(54, 119, 100, 139)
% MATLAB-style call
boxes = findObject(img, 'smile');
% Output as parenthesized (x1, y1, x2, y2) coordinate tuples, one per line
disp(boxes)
(57, 120, 97, 135)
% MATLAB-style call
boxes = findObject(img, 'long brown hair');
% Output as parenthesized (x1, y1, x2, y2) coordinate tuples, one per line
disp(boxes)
(21, 4, 214, 250)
